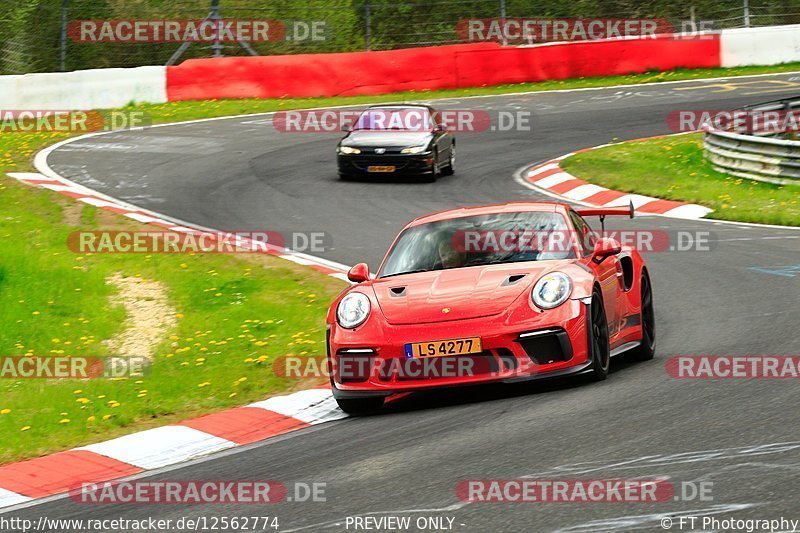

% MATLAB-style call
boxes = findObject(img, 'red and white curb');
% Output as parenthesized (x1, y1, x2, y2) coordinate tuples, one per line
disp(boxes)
(0, 386, 345, 509)
(523, 152, 713, 220)
(5, 172, 352, 283)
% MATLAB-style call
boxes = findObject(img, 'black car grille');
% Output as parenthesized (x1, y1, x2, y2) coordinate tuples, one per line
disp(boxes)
(516, 329, 573, 365)
(351, 157, 412, 170)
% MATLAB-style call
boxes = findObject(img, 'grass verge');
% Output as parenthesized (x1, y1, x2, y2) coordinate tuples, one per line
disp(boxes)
(561, 133, 800, 226)
(0, 179, 343, 465)
(1, 62, 799, 464)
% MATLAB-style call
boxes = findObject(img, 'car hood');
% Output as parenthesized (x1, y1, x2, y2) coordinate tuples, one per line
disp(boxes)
(372, 263, 555, 325)
(342, 131, 433, 148)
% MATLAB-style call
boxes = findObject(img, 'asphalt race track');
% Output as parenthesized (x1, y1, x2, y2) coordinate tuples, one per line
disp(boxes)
(9, 73, 800, 531)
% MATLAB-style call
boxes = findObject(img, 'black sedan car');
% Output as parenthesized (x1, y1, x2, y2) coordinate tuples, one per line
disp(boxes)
(337, 104, 455, 182)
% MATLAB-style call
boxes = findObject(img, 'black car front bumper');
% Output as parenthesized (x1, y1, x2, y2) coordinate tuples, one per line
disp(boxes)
(337, 153, 435, 176)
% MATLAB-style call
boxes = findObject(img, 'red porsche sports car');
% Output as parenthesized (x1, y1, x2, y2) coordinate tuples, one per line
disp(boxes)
(326, 202, 655, 414)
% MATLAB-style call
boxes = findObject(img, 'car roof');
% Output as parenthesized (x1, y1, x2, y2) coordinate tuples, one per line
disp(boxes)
(406, 202, 570, 228)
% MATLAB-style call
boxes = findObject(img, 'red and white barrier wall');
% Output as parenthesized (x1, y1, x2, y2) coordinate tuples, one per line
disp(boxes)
(0, 25, 798, 111)
(165, 35, 722, 100)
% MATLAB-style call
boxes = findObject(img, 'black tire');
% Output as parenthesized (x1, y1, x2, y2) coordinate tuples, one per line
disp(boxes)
(420, 149, 440, 183)
(335, 397, 384, 415)
(441, 144, 455, 176)
(630, 272, 656, 361)
(587, 289, 610, 381)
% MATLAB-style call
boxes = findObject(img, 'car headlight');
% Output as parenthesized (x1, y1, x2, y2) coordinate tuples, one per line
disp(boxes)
(531, 272, 572, 309)
(400, 145, 428, 154)
(337, 292, 371, 329)
(338, 146, 361, 154)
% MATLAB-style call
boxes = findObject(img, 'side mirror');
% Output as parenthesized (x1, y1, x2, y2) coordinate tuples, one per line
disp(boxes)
(347, 263, 370, 283)
(592, 238, 622, 262)
(342, 123, 352, 132)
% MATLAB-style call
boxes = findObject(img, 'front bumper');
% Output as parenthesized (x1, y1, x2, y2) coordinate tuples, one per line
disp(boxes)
(337, 153, 434, 176)
(327, 299, 591, 397)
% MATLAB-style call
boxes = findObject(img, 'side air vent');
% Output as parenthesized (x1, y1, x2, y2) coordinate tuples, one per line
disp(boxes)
(390, 286, 406, 296)
(502, 274, 527, 286)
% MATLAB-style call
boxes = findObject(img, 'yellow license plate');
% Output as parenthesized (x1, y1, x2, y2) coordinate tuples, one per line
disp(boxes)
(367, 165, 396, 173)
(405, 337, 483, 358)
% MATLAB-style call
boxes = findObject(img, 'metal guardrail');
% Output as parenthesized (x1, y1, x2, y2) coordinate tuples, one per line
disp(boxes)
(704, 97, 800, 185)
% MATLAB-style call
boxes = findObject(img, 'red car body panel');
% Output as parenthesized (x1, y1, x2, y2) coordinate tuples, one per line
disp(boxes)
(326, 202, 648, 398)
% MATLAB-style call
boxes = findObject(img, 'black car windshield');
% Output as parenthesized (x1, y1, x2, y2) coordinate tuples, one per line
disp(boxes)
(379, 211, 576, 278)
(353, 107, 432, 132)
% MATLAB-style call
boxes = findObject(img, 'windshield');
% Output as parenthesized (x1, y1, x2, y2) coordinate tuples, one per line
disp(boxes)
(353, 107, 433, 132)
(379, 211, 576, 278)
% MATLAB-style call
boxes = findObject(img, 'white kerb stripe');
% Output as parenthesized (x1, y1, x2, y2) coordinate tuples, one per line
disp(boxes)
(78, 197, 126, 208)
(533, 172, 575, 188)
(279, 254, 318, 266)
(39, 184, 88, 194)
(78, 426, 235, 470)
(123, 212, 172, 225)
(527, 162, 560, 177)
(662, 204, 714, 219)
(248, 389, 347, 424)
(6, 172, 55, 182)
(0, 488, 32, 509)
(561, 184, 607, 201)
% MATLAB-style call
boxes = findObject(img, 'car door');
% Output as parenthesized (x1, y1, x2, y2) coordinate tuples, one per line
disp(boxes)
(430, 110, 450, 162)
(571, 211, 622, 338)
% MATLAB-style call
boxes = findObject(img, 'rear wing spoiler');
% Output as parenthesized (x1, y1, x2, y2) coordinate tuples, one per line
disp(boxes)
(576, 202, 634, 232)
(576, 202, 634, 219)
